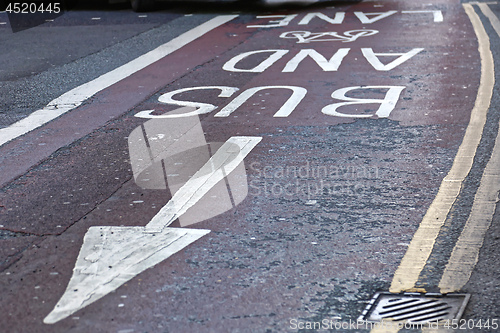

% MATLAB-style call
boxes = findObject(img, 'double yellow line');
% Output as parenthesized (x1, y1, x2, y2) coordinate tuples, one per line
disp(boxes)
(391, 2, 495, 294)
(372, 3, 498, 332)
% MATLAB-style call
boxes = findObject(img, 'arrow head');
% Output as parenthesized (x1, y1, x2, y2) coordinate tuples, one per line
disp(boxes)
(44, 226, 209, 324)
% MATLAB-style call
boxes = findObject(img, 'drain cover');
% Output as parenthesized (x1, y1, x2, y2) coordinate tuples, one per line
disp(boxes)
(360, 292, 470, 324)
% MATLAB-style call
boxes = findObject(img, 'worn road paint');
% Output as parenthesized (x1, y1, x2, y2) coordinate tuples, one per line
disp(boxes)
(43, 136, 262, 324)
(0, 15, 238, 148)
(388, 2, 494, 294)
(438, 3, 499, 294)
(438, 120, 500, 292)
(222, 47, 422, 73)
(401, 10, 444, 23)
(247, 10, 443, 28)
(361, 48, 424, 71)
(129, 108, 251, 227)
(146, 136, 262, 232)
(43, 227, 210, 324)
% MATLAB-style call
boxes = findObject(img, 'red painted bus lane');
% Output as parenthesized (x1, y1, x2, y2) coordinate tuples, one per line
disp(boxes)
(0, 1, 483, 331)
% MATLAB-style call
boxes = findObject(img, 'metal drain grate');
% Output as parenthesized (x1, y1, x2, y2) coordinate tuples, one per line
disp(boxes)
(360, 292, 470, 324)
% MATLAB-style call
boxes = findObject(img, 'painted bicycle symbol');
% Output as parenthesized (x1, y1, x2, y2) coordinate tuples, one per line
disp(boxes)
(279, 29, 379, 43)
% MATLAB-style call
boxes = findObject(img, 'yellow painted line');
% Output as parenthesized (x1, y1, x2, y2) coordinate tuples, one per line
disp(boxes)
(438, 3, 498, 294)
(389, 3, 494, 294)
(369, 4, 493, 333)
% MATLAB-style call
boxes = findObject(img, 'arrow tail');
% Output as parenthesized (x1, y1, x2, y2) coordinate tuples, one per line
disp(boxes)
(146, 136, 262, 232)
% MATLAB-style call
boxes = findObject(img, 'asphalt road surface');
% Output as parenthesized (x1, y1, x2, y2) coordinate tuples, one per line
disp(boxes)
(2, 0, 500, 332)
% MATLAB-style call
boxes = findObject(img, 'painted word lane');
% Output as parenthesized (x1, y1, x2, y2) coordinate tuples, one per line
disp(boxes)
(137, 6, 475, 128)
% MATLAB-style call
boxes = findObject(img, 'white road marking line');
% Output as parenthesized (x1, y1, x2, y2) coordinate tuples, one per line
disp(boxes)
(146, 136, 262, 232)
(467, 1, 498, 4)
(44, 136, 261, 324)
(0, 15, 238, 148)
(43, 227, 209, 324)
(401, 10, 444, 22)
(478, 2, 500, 38)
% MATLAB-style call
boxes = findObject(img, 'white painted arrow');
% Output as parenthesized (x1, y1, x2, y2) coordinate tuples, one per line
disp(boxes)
(44, 136, 262, 324)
